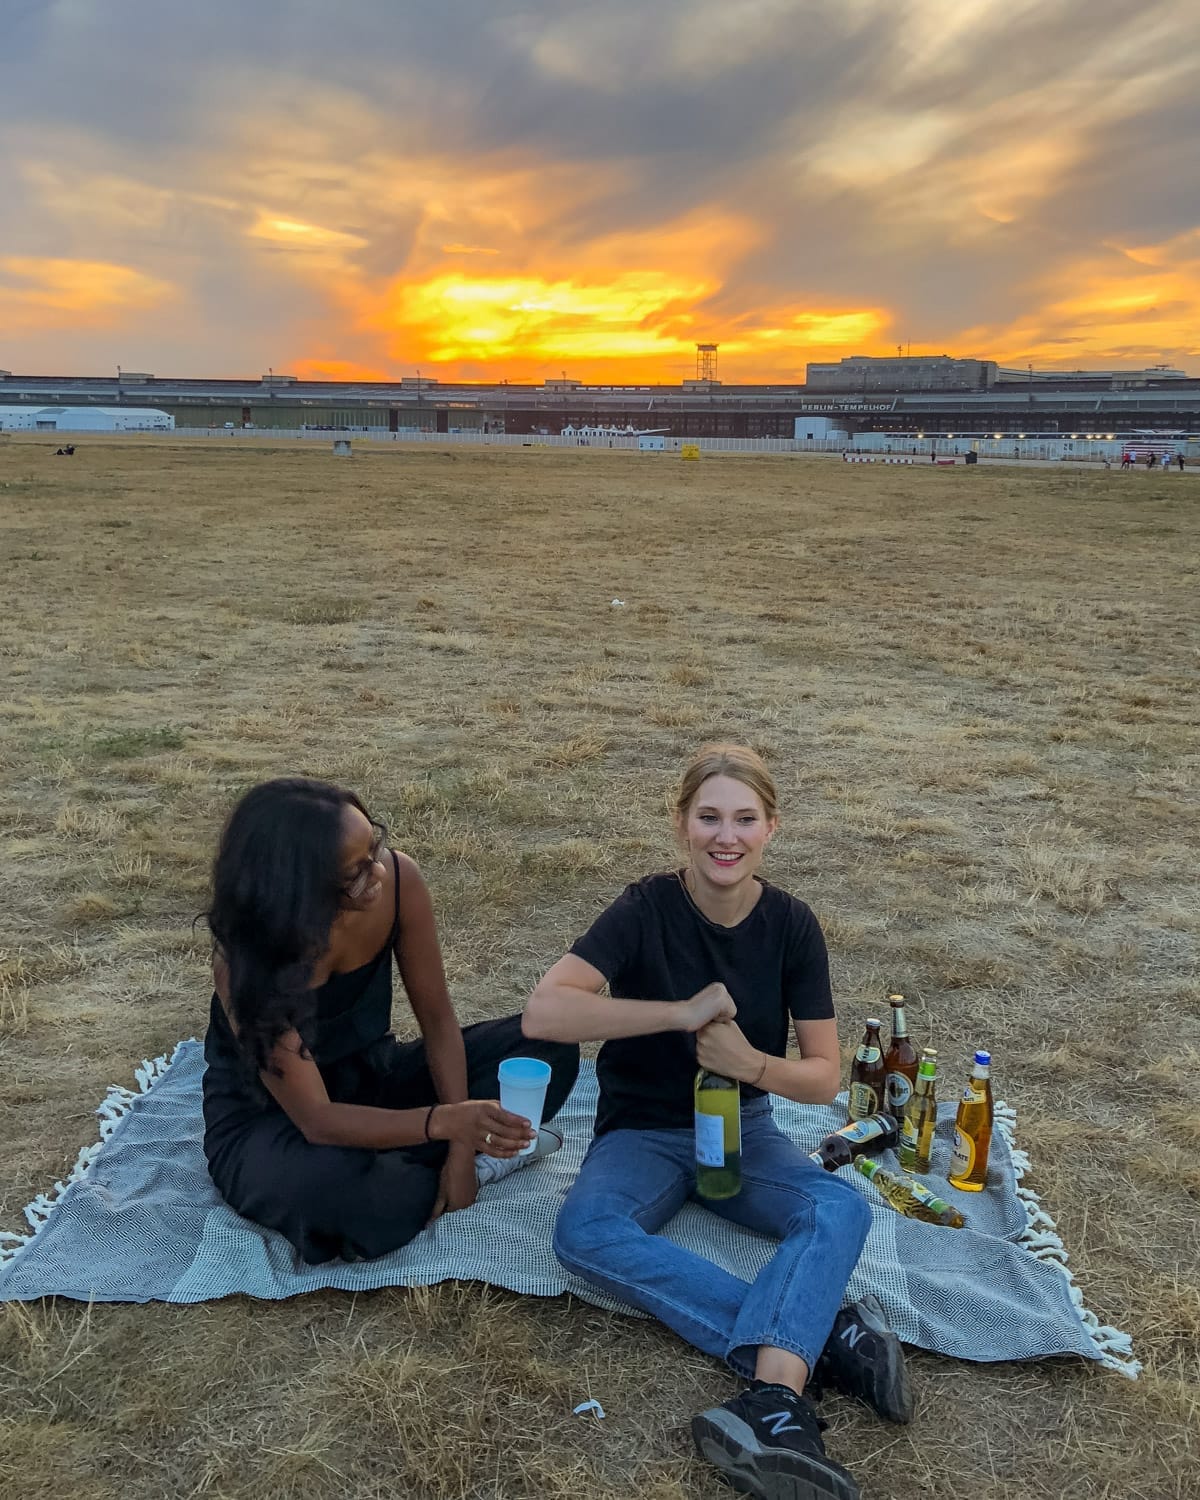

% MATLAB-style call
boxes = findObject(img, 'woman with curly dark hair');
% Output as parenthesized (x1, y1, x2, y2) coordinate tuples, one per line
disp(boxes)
(202, 778, 579, 1263)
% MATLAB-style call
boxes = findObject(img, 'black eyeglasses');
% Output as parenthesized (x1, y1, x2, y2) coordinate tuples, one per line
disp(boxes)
(340, 829, 386, 900)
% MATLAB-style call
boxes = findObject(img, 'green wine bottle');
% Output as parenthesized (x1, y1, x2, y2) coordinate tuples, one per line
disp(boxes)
(694, 1067, 741, 1199)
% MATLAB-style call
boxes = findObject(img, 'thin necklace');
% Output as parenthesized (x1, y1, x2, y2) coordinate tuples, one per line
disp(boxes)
(676, 868, 758, 930)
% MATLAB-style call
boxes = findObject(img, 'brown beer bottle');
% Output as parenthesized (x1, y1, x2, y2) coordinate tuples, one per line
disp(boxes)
(807, 1112, 899, 1171)
(848, 1018, 886, 1122)
(884, 993, 919, 1116)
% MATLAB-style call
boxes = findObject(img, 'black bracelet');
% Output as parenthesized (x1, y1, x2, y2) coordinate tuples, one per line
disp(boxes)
(424, 1105, 436, 1141)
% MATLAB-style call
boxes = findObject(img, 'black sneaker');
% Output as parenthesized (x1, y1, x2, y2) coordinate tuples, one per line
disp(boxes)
(810, 1295, 912, 1424)
(691, 1382, 860, 1500)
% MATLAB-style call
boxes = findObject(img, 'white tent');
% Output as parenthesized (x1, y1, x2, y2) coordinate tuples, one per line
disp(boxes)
(0, 406, 174, 432)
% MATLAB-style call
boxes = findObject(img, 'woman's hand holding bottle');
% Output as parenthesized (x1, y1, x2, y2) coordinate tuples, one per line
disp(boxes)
(679, 982, 737, 1033)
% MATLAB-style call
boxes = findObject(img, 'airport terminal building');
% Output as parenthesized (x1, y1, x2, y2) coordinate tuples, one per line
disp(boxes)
(0, 358, 1197, 443)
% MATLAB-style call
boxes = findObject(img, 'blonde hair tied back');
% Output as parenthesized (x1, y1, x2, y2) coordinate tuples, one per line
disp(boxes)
(674, 743, 779, 823)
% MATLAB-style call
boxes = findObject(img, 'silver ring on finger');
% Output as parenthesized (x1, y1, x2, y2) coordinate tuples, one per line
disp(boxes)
(484, 1132, 493, 1146)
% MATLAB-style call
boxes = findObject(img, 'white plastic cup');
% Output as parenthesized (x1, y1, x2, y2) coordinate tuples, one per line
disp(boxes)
(498, 1056, 552, 1156)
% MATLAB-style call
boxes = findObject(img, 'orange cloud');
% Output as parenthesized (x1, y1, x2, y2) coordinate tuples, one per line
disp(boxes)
(956, 234, 1200, 368)
(0, 257, 172, 330)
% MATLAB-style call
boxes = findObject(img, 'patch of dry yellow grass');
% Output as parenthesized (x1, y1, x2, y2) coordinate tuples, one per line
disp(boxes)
(1, 434, 1197, 1498)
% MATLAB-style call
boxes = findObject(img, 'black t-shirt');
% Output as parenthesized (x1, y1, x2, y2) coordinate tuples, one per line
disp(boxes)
(569, 871, 834, 1135)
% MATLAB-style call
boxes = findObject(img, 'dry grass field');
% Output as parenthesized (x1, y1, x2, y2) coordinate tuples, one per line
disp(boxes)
(0, 435, 1197, 1500)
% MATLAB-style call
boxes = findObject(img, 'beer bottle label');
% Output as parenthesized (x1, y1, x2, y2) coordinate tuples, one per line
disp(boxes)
(950, 1127, 974, 1178)
(839, 1117, 883, 1144)
(855, 1045, 882, 1063)
(694, 1111, 725, 1168)
(908, 1178, 953, 1215)
(886, 1072, 913, 1109)
(848, 1083, 878, 1117)
(900, 1115, 919, 1150)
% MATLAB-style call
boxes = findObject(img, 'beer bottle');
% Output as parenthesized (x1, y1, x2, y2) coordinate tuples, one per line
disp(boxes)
(808, 1112, 899, 1172)
(848, 1018, 886, 1121)
(948, 1050, 993, 1192)
(694, 1067, 741, 1199)
(884, 993, 919, 1115)
(898, 1048, 938, 1174)
(856, 1157, 966, 1229)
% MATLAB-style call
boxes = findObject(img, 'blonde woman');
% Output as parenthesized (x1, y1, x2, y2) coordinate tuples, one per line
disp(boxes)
(524, 746, 908, 1500)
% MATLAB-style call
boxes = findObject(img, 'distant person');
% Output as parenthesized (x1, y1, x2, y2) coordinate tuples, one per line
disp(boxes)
(1178, 452, 1186, 471)
(202, 778, 579, 1263)
(1102, 457, 1112, 471)
(527, 744, 908, 1500)
(1146, 452, 1156, 470)
(1121, 452, 1132, 470)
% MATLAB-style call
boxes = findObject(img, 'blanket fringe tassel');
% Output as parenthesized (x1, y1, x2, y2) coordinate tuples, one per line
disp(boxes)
(0, 1041, 192, 1269)
(994, 1100, 1141, 1379)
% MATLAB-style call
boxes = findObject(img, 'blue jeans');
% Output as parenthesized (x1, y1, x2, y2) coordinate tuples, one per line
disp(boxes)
(553, 1100, 871, 1380)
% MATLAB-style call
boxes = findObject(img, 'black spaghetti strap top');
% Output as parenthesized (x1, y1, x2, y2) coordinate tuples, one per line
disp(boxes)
(202, 852, 403, 1148)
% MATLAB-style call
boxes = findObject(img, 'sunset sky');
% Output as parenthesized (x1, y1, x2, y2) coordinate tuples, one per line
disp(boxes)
(2, 0, 1199, 382)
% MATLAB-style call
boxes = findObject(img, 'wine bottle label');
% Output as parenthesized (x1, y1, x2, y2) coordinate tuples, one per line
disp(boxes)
(694, 1111, 725, 1169)
(950, 1128, 974, 1178)
(848, 1083, 878, 1117)
(855, 1045, 882, 1063)
(886, 1072, 913, 1109)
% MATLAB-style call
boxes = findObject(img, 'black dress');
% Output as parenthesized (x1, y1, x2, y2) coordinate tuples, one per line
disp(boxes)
(202, 854, 579, 1263)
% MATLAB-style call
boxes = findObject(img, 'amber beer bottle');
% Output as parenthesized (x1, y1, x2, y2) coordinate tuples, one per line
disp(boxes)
(807, 1112, 899, 1171)
(848, 1018, 886, 1122)
(949, 1050, 993, 1192)
(884, 993, 919, 1115)
(898, 1048, 938, 1174)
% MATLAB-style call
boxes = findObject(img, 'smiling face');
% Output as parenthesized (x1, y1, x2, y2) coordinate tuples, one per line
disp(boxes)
(678, 773, 777, 894)
(337, 804, 386, 910)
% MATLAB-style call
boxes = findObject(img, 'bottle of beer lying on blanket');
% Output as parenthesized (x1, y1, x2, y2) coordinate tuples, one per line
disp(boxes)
(898, 1048, 939, 1174)
(856, 1157, 966, 1229)
(848, 1018, 886, 1121)
(884, 994, 919, 1115)
(695, 1067, 741, 1199)
(808, 1112, 899, 1171)
(949, 1050, 993, 1192)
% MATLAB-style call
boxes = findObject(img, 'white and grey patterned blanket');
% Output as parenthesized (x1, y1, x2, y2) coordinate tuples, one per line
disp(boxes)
(0, 1043, 1138, 1376)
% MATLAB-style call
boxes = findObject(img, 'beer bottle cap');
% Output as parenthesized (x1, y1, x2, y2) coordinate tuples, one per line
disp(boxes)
(866, 1017, 882, 1027)
(974, 1050, 991, 1065)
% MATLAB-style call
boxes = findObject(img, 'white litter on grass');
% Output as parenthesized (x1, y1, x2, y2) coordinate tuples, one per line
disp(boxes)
(610, 598, 625, 608)
(573, 1399, 606, 1419)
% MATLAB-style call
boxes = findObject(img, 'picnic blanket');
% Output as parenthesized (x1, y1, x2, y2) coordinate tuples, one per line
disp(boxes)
(0, 1043, 1139, 1377)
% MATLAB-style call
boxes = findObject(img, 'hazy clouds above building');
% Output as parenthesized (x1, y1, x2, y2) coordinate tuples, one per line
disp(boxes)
(2, 0, 1199, 378)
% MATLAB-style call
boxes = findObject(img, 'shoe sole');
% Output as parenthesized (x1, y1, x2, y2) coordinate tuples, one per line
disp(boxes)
(851, 1295, 912, 1424)
(691, 1410, 860, 1500)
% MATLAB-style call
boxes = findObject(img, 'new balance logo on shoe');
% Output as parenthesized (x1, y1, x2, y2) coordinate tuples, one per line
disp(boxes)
(761, 1410, 807, 1437)
(839, 1322, 865, 1349)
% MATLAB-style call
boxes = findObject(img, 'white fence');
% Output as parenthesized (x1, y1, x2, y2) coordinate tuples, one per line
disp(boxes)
(172, 427, 1199, 463)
